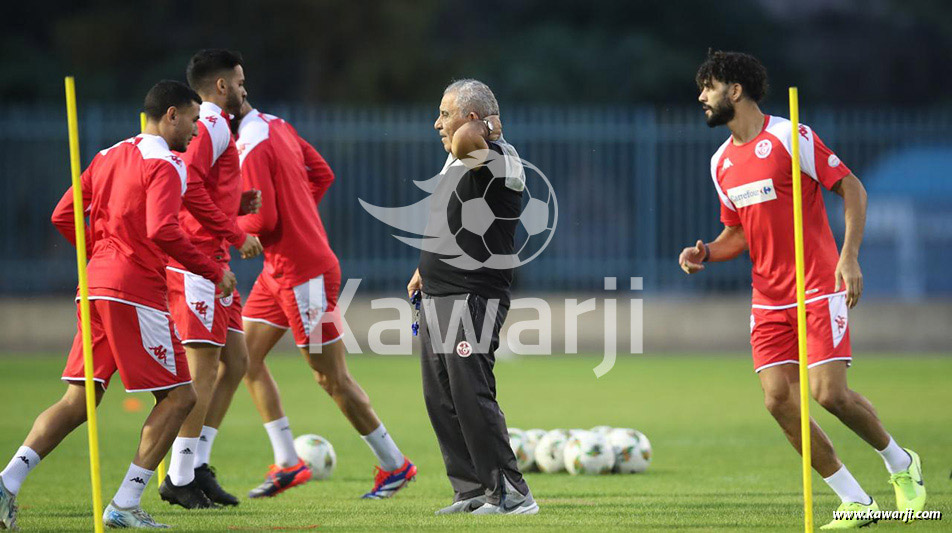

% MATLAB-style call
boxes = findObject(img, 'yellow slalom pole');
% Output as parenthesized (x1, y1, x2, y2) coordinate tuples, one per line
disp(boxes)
(789, 87, 814, 532)
(65, 76, 105, 533)
(141, 110, 169, 489)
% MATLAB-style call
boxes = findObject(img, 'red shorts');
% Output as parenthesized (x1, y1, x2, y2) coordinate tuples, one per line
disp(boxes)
(751, 292, 852, 373)
(167, 267, 243, 346)
(62, 299, 191, 391)
(242, 264, 343, 347)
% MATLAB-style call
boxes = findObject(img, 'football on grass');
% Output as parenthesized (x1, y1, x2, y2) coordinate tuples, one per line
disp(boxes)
(293, 434, 337, 480)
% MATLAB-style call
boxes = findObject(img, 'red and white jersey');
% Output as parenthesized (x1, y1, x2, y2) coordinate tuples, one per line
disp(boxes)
(236, 109, 337, 288)
(171, 101, 246, 270)
(710, 115, 851, 307)
(51, 134, 222, 311)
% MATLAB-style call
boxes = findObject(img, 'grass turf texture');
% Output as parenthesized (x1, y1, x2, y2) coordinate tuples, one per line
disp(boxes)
(0, 353, 949, 532)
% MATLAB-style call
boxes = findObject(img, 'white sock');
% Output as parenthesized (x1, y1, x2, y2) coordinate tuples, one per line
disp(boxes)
(361, 424, 405, 471)
(877, 436, 912, 474)
(112, 463, 153, 509)
(264, 417, 298, 468)
(196, 426, 218, 468)
(0, 446, 40, 495)
(168, 437, 199, 486)
(824, 465, 872, 504)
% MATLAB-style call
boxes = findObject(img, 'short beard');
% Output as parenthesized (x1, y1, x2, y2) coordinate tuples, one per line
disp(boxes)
(225, 92, 244, 116)
(170, 137, 188, 152)
(705, 100, 735, 128)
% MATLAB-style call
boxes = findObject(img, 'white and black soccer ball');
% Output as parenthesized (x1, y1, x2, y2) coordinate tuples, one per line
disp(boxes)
(293, 434, 337, 480)
(590, 425, 614, 437)
(608, 428, 652, 473)
(564, 431, 615, 475)
(534, 429, 570, 473)
(446, 153, 557, 270)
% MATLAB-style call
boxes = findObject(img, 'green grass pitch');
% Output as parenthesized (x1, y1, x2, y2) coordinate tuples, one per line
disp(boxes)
(0, 353, 949, 531)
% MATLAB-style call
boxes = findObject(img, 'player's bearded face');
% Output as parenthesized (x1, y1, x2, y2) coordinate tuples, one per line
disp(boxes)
(223, 65, 247, 117)
(171, 102, 201, 152)
(700, 82, 735, 127)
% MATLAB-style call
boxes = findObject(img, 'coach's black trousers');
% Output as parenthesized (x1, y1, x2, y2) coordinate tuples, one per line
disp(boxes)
(419, 293, 528, 504)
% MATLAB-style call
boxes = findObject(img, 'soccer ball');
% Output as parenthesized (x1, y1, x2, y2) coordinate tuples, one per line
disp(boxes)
(446, 151, 557, 270)
(534, 429, 570, 473)
(608, 428, 652, 473)
(508, 429, 533, 472)
(564, 431, 615, 475)
(590, 425, 614, 437)
(522, 429, 547, 471)
(293, 434, 336, 480)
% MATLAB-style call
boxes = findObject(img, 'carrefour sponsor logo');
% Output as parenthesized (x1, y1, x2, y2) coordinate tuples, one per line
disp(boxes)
(727, 178, 777, 208)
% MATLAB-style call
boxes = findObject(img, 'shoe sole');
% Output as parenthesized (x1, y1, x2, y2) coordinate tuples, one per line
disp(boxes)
(159, 489, 218, 509)
(248, 472, 312, 499)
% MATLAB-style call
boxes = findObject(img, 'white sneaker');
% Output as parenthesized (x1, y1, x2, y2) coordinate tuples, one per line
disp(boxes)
(102, 502, 169, 529)
(471, 477, 539, 515)
(0, 478, 17, 531)
(435, 495, 486, 515)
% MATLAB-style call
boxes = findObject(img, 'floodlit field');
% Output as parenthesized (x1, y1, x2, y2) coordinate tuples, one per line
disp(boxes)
(0, 353, 949, 532)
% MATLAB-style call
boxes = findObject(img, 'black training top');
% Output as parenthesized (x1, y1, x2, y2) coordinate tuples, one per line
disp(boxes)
(419, 141, 524, 303)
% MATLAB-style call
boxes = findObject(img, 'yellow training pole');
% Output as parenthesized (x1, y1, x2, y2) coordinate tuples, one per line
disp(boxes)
(140, 111, 169, 489)
(65, 76, 105, 533)
(789, 87, 813, 532)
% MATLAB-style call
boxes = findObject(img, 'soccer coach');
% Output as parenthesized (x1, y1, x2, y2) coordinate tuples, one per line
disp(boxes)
(407, 79, 538, 516)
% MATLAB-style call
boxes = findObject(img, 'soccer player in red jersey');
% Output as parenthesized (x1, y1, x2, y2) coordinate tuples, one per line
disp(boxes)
(679, 51, 926, 528)
(234, 102, 415, 499)
(0, 81, 236, 530)
(160, 49, 263, 508)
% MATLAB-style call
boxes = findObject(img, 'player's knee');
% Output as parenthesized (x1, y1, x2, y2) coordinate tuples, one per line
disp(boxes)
(314, 370, 340, 396)
(166, 384, 197, 416)
(223, 351, 249, 381)
(763, 388, 794, 417)
(245, 355, 267, 378)
(315, 370, 355, 400)
(813, 386, 849, 415)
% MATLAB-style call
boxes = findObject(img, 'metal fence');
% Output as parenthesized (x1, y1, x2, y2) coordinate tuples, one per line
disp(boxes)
(1, 103, 950, 297)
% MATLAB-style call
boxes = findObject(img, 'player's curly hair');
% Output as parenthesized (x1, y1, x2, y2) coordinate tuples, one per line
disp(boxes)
(695, 50, 768, 102)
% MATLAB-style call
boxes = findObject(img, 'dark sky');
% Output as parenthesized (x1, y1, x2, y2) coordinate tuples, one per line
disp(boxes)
(2, 0, 950, 105)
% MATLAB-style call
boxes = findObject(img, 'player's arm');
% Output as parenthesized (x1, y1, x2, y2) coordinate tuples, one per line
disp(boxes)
(451, 115, 502, 169)
(181, 131, 261, 258)
(679, 225, 747, 274)
(830, 173, 867, 308)
(146, 164, 235, 296)
(802, 127, 865, 308)
(294, 130, 336, 206)
(237, 143, 278, 236)
(51, 165, 93, 255)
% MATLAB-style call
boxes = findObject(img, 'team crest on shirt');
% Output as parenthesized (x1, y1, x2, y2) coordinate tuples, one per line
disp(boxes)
(220, 293, 233, 306)
(828, 154, 841, 168)
(755, 139, 772, 158)
(456, 341, 472, 358)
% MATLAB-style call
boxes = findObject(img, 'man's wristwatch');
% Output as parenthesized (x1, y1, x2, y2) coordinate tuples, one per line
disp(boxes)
(483, 118, 494, 137)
